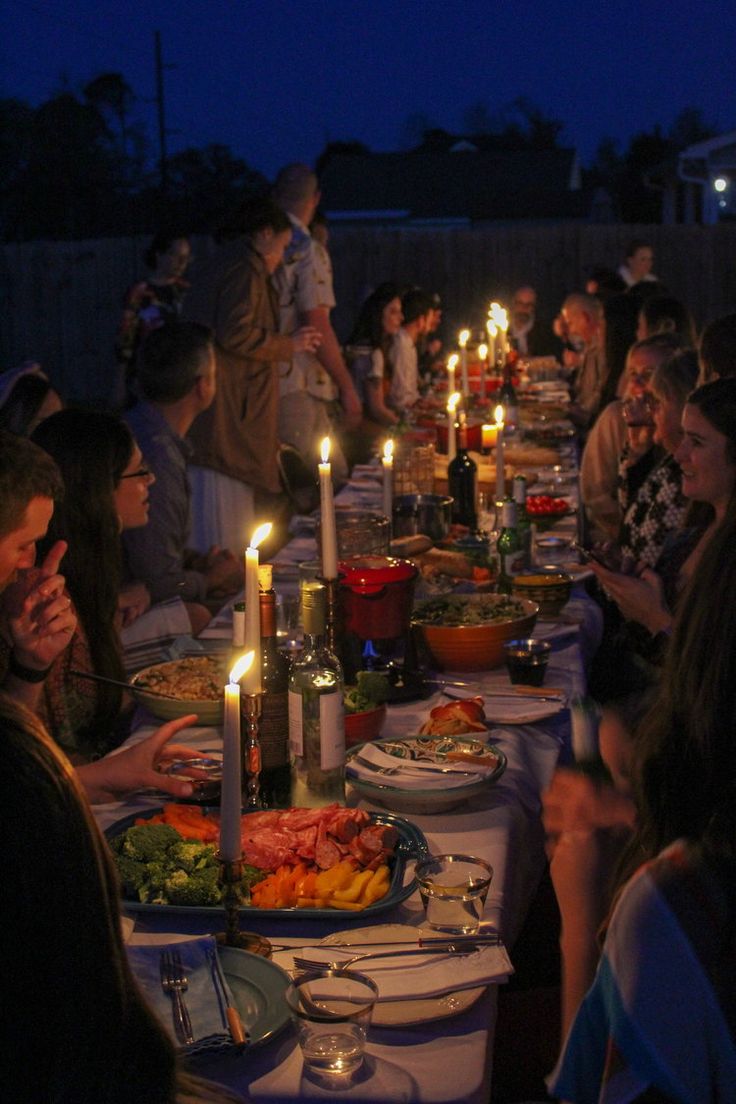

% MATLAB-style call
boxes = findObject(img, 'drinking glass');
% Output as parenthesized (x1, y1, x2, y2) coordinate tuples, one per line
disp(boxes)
(286, 968, 378, 1084)
(415, 853, 493, 934)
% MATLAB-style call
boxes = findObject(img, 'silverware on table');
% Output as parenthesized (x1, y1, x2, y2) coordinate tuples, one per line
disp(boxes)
(293, 944, 483, 971)
(349, 753, 477, 777)
(160, 948, 195, 1046)
(207, 947, 248, 1047)
(71, 668, 180, 699)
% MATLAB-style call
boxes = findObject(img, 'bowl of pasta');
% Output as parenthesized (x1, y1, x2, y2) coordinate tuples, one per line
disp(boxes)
(130, 655, 225, 725)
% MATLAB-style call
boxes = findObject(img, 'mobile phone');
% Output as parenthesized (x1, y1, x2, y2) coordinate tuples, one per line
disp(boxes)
(570, 540, 618, 570)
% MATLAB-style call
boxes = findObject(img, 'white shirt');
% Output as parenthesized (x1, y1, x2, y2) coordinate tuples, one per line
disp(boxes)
(388, 328, 419, 412)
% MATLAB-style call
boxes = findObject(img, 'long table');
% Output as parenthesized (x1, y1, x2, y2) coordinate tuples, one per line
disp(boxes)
(95, 441, 600, 1103)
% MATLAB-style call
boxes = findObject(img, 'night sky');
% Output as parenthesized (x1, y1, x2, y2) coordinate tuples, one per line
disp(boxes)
(3, 0, 736, 180)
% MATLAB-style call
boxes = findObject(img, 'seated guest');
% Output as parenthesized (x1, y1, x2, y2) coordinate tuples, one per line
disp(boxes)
(417, 291, 444, 384)
(347, 283, 403, 429)
(115, 230, 192, 404)
(617, 239, 658, 288)
(0, 431, 207, 802)
(388, 287, 435, 416)
(698, 311, 736, 383)
(124, 323, 241, 624)
(509, 285, 557, 357)
(561, 292, 608, 430)
(580, 334, 680, 541)
(548, 504, 736, 1100)
(636, 294, 697, 346)
(0, 362, 62, 436)
(1, 696, 244, 1102)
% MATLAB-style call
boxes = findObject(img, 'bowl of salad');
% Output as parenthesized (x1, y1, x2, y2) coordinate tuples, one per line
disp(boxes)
(343, 672, 390, 748)
(411, 593, 539, 671)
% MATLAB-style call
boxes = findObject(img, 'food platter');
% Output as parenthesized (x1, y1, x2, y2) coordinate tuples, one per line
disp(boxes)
(106, 808, 427, 920)
(346, 736, 507, 815)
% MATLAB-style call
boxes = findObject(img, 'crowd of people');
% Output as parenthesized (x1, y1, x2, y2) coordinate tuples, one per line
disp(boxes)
(3, 174, 736, 1101)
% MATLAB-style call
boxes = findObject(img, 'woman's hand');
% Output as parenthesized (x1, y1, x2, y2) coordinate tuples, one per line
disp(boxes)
(292, 326, 322, 354)
(117, 581, 151, 627)
(2, 541, 77, 671)
(76, 714, 208, 803)
(543, 768, 636, 858)
(590, 561, 672, 635)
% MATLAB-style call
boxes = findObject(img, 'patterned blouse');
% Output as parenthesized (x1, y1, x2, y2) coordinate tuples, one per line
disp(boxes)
(115, 277, 189, 376)
(618, 451, 687, 567)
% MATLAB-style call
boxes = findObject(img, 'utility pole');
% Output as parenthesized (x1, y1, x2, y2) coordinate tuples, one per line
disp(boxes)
(154, 30, 169, 199)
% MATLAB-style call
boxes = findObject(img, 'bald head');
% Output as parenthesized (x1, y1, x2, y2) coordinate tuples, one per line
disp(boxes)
(562, 292, 603, 346)
(273, 163, 320, 218)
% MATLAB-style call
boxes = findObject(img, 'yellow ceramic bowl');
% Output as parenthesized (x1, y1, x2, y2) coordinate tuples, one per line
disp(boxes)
(413, 595, 539, 671)
(511, 573, 573, 617)
(130, 656, 225, 725)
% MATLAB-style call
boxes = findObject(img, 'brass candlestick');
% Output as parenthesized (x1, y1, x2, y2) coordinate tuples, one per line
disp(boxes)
(241, 691, 263, 809)
(215, 853, 272, 956)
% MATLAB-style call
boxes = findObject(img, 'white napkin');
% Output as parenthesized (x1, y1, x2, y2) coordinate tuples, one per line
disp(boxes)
(481, 697, 565, 724)
(348, 742, 496, 790)
(120, 597, 191, 649)
(295, 943, 513, 1001)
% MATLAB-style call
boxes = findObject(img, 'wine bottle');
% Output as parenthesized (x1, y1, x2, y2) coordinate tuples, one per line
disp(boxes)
(257, 571, 291, 808)
(512, 474, 532, 568)
(496, 499, 525, 593)
(448, 414, 477, 528)
(288, 582, 346, 808)
(499, 358, 519, 433)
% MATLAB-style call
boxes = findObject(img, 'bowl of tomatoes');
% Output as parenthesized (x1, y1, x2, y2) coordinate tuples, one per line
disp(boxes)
(524, 495, 572, 529)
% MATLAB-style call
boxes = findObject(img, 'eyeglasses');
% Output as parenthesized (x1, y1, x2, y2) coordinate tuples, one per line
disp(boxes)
(120, 466, 152, 481)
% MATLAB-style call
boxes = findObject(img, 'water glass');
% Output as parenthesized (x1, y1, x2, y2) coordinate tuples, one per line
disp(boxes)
(415, 853, 493, 934)
(286, 968, 378, 1084)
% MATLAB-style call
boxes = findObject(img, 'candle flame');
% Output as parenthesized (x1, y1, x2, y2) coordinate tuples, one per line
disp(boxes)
(383, 438, 394, 462)
(229, 650, 254, 685)
(478, 343, 488, 359)
(249, 521, 272, 550)
(447, 391, 461, 413)
(320, 436, 331, 464)
(494, 403, 505, 425)
(486, 318, 497, 338)
(488, 302, 508, 330)
(447, 353, 459, 371)
(458, 329, 470, 347)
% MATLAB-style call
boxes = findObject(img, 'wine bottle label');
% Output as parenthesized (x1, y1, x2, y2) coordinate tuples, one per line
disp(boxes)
(502, 549, 526, 575)
(288, 690, 303, 756)
(319, 693, 346, 770)
(259, 691, 289, 769)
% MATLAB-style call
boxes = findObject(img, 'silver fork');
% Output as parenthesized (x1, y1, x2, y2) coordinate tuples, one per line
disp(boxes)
(292, 944, 479, 971)
(350, 753, 475, 777)
(160, 949, 195, 1045)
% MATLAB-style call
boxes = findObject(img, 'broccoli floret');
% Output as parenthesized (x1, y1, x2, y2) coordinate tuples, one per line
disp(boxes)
(164, 865, 223, 907)
(120, 823, 181, 863)
(114, 854, 148, 894)
(344, 671, 390, 713)
(169, 840, 216, 873)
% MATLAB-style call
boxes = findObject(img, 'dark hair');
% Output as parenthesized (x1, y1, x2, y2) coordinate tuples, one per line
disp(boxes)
(143, 231, 189, 271)
(348, 282, 403, 350)
(32, 411, 136, 749)
(600, 293, 641, 404)
(686, 377, 736, 470)
(586, 265, 627, 297)
(639, 296, 696, 346)
(216, 197, 291, 244)
(401, 287, 434, 325)
(0, 430, 63, 539)
(0, 375, 58, 437)
(625, 239, 652, 260)
(139, 322, 213, 403)
(699, 313, 736, 381)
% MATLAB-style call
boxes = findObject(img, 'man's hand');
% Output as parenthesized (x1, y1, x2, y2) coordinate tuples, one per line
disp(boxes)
(339, 380, 362, 430)
(3, 540, 76, 671)
(76, 715, 208, 803)
(292, 326, 322, 354)
(117, 581, 151, 628)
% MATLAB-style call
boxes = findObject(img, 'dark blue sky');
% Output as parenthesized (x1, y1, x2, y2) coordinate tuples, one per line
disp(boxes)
(3, 0, 735, 179)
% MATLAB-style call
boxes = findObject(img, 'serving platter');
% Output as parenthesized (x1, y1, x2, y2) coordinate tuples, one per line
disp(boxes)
(106, 808, 427, 920)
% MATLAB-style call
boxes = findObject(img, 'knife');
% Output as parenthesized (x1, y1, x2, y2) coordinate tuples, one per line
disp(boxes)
(207, 948, 248, 1047)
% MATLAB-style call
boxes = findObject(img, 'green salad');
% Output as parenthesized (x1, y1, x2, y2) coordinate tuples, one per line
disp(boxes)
(343, 670, 391, 714)
(412, 594, 528, 627)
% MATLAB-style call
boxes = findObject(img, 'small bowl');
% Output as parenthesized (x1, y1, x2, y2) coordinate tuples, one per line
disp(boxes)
(533, 535, 572, 564)
(503, 638, 552, 687)
(344, 704, 387, 748)
(162, 757, 222, 802)
(511, 572, 573, 617)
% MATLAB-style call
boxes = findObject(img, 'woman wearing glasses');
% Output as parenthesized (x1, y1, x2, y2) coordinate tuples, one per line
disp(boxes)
(26, 410, 162, 760)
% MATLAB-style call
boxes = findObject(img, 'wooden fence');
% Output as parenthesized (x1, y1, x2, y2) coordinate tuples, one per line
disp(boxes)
(2, 223, 736, 408)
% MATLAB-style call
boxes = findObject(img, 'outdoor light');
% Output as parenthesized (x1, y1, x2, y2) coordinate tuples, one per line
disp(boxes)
(714, 177, 729, 192)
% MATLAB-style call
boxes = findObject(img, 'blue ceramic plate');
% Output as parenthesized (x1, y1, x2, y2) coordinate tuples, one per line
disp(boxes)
(106, 808, 427, 921)
(219, 947, 290, 1048)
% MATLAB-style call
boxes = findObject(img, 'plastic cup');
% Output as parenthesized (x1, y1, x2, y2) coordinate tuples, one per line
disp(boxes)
(286, 968, 378, 1084)
(415, 853, 493, 934)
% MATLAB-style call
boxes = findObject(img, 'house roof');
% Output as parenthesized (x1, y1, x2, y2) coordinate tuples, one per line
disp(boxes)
(320, 148, 588, 223)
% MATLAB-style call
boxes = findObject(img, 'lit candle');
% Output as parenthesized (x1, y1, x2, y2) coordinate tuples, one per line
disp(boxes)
(319, 436, 338, 579)
(494, 403, 506, 501)
(481, 423, 498, 450)
(478, 342, 488, 400)
(220, 650, 254, 862)
(486, 318, 497, 370)
(446, 352, 459, 395)
(447, 391, 461, 461)
(489, 304, 509, 367)
(243, 522, 271, 694)
(458, 329, 470, 396)
(382, 438, 394, 519)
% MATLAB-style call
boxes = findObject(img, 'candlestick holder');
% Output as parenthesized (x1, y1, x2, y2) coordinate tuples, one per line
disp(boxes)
(215, 852, 273, 955)
(241, 691, 263, 809)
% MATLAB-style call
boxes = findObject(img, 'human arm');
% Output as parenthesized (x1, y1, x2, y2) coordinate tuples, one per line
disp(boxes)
(365, 378, 399, 426)
(590, 561, 673, 635)
(76, 714, 205, 803)
(117, 581, 152, 628)
(304, 306, 361, 428)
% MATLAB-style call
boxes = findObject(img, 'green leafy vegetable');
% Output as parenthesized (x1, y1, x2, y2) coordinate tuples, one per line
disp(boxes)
(412, 594, 528, 627)
(343, 670, 391, 713)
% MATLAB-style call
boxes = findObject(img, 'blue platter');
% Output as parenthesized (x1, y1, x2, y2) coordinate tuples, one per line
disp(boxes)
(105, 808, 428, 921)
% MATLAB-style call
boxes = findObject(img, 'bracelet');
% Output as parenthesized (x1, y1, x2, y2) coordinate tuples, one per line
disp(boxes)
(8, 653, 51, 683)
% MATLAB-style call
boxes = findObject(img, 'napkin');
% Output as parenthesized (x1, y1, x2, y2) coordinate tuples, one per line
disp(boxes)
(480, 697, 565, 724)
(120, 597, 191, 649)
(295, 943, 513, 1001)
(127, 935, 241, 1056)
(348, 742, 496, 790)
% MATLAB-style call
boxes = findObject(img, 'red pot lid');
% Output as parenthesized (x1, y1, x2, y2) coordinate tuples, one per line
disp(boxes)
(338, 555, 418, 594)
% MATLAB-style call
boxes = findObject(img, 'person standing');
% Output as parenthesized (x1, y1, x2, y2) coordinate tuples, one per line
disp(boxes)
(272, 163, 361, 483)
(184, 198, 320, 552)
